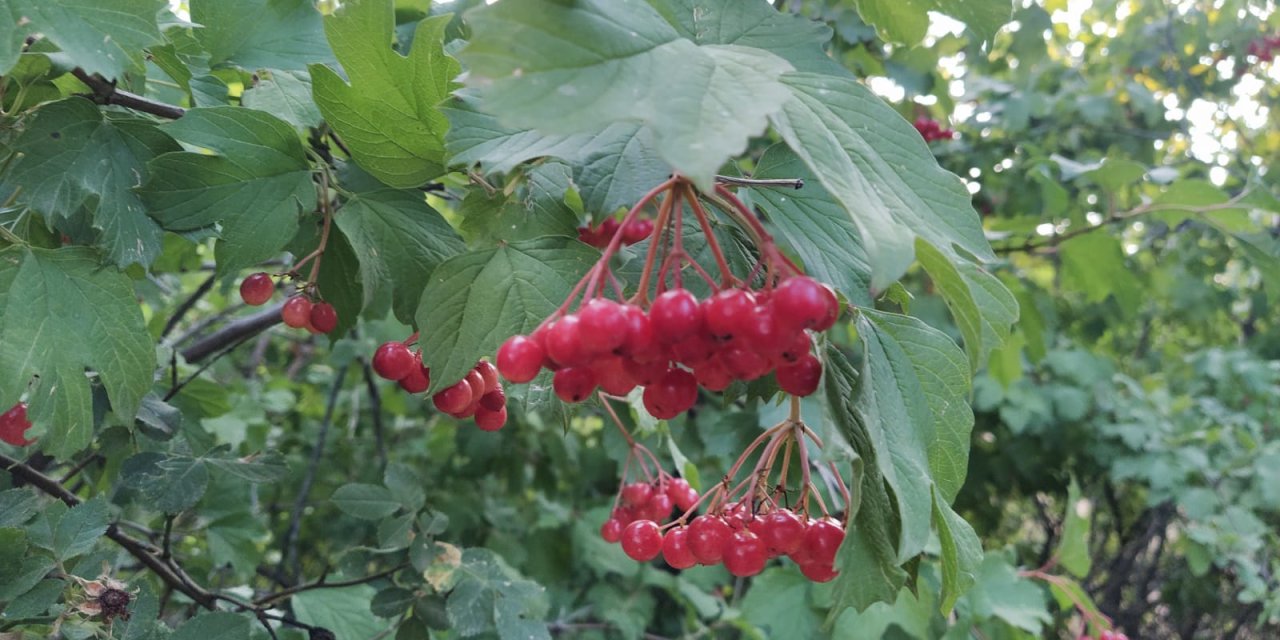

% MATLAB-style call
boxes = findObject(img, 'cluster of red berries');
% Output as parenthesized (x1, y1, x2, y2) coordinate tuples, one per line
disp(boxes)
(496, 275, 837, 419)
(1247, 35, 1280, 62)
(577, 217, 654, 249)
(239, 272, 339, 335)
(608, 500, 844, 581)
(0, 402, 33, 447)
(601, 478, 701, 539)
(372, 342, 508, 431)
(913, 117, 955, 142)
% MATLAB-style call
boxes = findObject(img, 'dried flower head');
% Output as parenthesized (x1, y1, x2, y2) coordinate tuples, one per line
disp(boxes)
(70, 565, 135, 622)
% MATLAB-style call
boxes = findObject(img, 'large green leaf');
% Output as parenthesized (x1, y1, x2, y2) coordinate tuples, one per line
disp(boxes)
(0, 247, 154, 458)
(311, 2, 457, 188)
(965, 551, 1052, 634)
(415, 238, 597, 393)
(241, 69, 323, 129)
(170, 611, 251, 640)
(457, 162, 580, 245)
(332, 483, 401, 520)
(191, 0, 333, 71)
(916, 240, 1018, 370)
(750, 144, 873, 308)
(933, 488, 982, 613)
(741, 568, 824, 638)
(26, 497, 108, 561)
(442, 549, 550, 640)
(769, 72, 993, 291)
(139, 107, 317, 276)
(854, 0, 1013, 45)
(459, 0, 795, 188)
(293, 585, 386, 640)
(1059, 232, 1141, 313)
(4, 0, 165, 79)
(335, 185, 463, 324)
(7, 99, 180, 268)
(646, 0, 841, 74)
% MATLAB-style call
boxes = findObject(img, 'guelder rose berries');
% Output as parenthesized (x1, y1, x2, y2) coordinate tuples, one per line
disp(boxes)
(239, 272, 274, 305)
(371, 340, 508, 431)
(0, 402, 35, 447)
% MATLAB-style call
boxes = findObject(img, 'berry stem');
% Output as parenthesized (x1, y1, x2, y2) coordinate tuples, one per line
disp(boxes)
(633, 186, 679, 306)
(683, 184, 737, 289)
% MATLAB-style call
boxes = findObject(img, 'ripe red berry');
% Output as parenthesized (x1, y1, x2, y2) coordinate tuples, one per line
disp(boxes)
(600, 518, 624, 543)
(778, 332, 812, 364)
(798, 559, 838, 582)
(398, 354, 431, 393)
(723, 530, 767, 577)
(742, 304, 787, 355)
(553, 366, 597, 403)
(578, 298, 628, 354)
(0, 403, 35, 446)
(776, 354, 823, 397)
(694, 360, 733, 392)
(642, 368, 698, 419)
(619, 305, 659, 360)
(281, 297, 313, 328)
(545, 315, 588, 366)
(496, 335, 545, 383)
(373, 342, 415, 381)
(687, 515, 731, 564)
(703, 288, 755, 342)
(474, 405, 507, 431)
(622, 219, 654, 244)
(621, 482, 654, 507)
(758, 509, 805, 556)
(772, 276, 836, 333)
(479, 389, 506, 412)
(666, 478, 699, 512)
(620, 520, 663, 562)
(474, 361, 500, 394)
(661, 527, 698, 569)
(721, 345, 770, 381)
(623, 357, 669, 387)
(239, 272, 274, 306)
(646, 492, 674, 521)
(433, 379, 474, 415)
(649, 289, 703, 343)
(309, 302, 338, 334)
(592, 356, 639, 396)
(803, 519, 845, 567)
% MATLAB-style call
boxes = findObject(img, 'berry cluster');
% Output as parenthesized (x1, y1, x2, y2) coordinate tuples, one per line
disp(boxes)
(600, 477, 700, 541)
(1247, 35, 1280, 62)
(577, 216, 654, 249)
(371, 340, 508, 431)
(239, 272, 339, 335)
(0, 402, 33, 447)
(913, 117, 955, 142)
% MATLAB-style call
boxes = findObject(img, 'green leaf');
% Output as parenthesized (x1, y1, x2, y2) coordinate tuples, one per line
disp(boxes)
(204, 451, 289, 483)
(140, 107, 317, 276)
(121, 453, 209, 513)
(573, 124, 672, 215)
(933, 488, 982, 613)
(966, 551, 1052, 633)
(3, 578, 64, 619)
(457, 162, 580, 245)
(6, 0, 165, 79)
(1058, 232, 1140, 313)
(0, 247, 154, 458)
(1153, 179, 1251, 231)
(295, 218, 364, 338)
(445, 548, 549, 640)
(241, 69, 323, 129)
(1056, 477, 1092, 578)
(459, 0, 795, 188)
(311, 4, 457, 187)
(332, 483, 402, 520)
(647, 0, 840, 73)
(854, 0, 1012, 45)
(170, 611, 252, 640)
(294, 585, 386, 640)
(7, 98, 181, 268)
(335, 184, 463, 324)
(191, 0, 332, 71)
(134, 393, 182, 440)
(29, 497, 108, 561)
(770, 72, 993, 291)
(384, 462, 426, 513)
(0, 488, 40, 526)
(751, 144, 873, 307)
(443, 91, 596, 176)
(916, 240, 1018, 370)
(415, 238, 598, 392)
(0, 3, 22, 75)
(0, 527, 30, 584)
(740, 567, 823, 638)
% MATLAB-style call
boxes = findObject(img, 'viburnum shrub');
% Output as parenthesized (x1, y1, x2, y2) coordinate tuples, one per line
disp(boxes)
(496, 176, 840, 419)
(237, 194, 342, 335)
(370, 334, 509, 430)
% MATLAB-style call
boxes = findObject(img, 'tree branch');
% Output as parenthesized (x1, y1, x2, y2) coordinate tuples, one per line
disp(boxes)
(161, 273, 217, 339)
(71, 69, 186, 119)
(254, 563, 407, 607)
(180, 304, 284, 363)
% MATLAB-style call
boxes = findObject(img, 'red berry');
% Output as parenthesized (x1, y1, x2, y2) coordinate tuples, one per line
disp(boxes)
(649, 289, 703, 343)
(398, 354, 430, 393)
(620, 520, 663, 562)
(667, 331, 717, 367)
(281, 297, 313, 328)
(433, 379, 474, 415)
(0, 403, 35, 446)
(772, 276, 836, 333)
(578, 299, 628, 354)
(758, 509, 805, 556)
(309, 302, 338, 334)
(619, 305, 659, 360)
(687, 515, 731, 564)
(621, 482, 654, 507)
(703, 288, 755, 342)
(778, 332, 812, 364)
(803, 519, 845, 567)
(742, 304, 787, 355)
(813, 284, 840, 331)
(776, 354, 823, 396)
(474, 360, 500, 394)
(723, 530, 767, 577)
(373, 342, 416, 381)
(239, 272, 274, 305)
(479, 389, 506, 412)
(621, 219, 653, 244)
(623, 357, 669, 387)
(600, 518, 624, 543)
(496, 335, 545, 383)
(721, 345, 770, 381)
(661, 527, 698, 569)
(646, 492, 673, 521)
(464, 369, 486, 398)
(642, 368, 698, 419)
(798, 559, 837, 582)
(666, 479, 699, 512)
(545, 315, 588, 366)
(552, 366, 597, 403)
(474, 405, 507, 431)
(592, 356, 639, 397)
(694, 360, 733, 392)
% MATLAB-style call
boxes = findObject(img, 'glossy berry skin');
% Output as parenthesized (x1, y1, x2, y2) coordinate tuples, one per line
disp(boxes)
(687, 515, 731, 564)
(758, 509, 806, 556)
(798, 559, 838, 582)
(642, 368, 698, 419)
(474, 361, 500, 394)
(474, 405, 507, 431)
(620, 520, 664, 562)
(619, 305, 659, 360)
(649, 289, 703, 343)
(622, 219, 654, 244)
(722, 346, 771, 381)
(804, 519, 845, 567)
(703, 288, 755, 342)
(772, 276, 837, 333)
(281, 297, 313, 328)
(666, 478, 699, 512)
(621, 482, 653, 507)
(600, 518, 624, 543)
(398, 355, 430, 393)
(723, 530, 768, 577)
(662, 527, 698, 569)
(239, 272, 274, 305)
(578, 298, 628, 354)
(479, 389, 506, 412)
(592, 356, 638, 396)
(545, 315, 588, 366)
(553, 366, 597, 403)
(309, 302, 338, 334)
(778, 332, 812, 364)
(0, 402, 34, 446)
(496, 335, 545, 383)
(646, 492, 674, 521)
(433, 379, 474, 415)
(776, 354, 823, 397)
(373, 342, 416, 381)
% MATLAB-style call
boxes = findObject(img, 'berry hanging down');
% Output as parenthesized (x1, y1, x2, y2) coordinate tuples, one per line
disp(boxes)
(371, 334, 508, 431)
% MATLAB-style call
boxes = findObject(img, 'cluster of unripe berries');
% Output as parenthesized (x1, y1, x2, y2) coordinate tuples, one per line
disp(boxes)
(1247, 35, 1280, 62)
(239, 272, 338, 334)
(0, 402, 33, 447)
(603, 492, 844, 581)
(913, 117, 955, 142)
(496, 275, 838, 418)
(577, 217, 654, 249)
(372, 342, 508, 431)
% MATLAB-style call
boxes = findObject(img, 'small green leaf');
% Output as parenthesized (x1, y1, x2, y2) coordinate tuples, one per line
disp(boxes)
(241, 69, 323, 128)
(457, 162, 580, 245)
(311, 3, 458, 187)
(134, 393, 183, 440)
(34, 496, 109, 561)
(933, 488, 982, 613)
(740, 567, 823, 638)
(384, 462, 426, 513)
(0, 489, 40, 526)
(1056, 477, 1092, 578)
(170, 611, 252, 640)
(916, 240, 1018, 370)
(3, 578, 64, 619)
(0, 247, 155, 459)
(854, 0, 1013, 45)
(967, 551, 1053, 633)
(204, 451, 289, 483)
(294, 584, 389, 640)
(191, 0, 333, 71)
(6, 0, 165, 79)
(121, 453, 209, 513)
(445, 548, 549, 640)
(1059, 232, 1141, 313)
(332, 483, 401, 520)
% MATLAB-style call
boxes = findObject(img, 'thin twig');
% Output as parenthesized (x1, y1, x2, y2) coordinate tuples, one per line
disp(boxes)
(161, 273, 217, 339)
(254, 563, 407, 607)
(359, 358, 388, 469)
(715, 175, 804, 190)
(71, 68, 186, 119)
